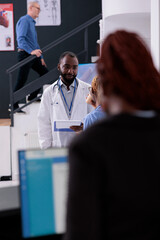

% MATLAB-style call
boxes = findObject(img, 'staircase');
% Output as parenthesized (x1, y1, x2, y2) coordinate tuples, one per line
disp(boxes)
(11, 102, 41, 180)
(6, 13, 102, 127)
(0, 102, 41, 180)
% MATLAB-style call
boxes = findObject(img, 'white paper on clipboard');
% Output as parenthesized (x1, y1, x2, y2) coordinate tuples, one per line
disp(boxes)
(55, 120, 82, 129)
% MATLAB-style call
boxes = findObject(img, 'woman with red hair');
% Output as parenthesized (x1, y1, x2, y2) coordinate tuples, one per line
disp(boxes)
(98, 30, 160, 112)
(64, 30, 160, 240)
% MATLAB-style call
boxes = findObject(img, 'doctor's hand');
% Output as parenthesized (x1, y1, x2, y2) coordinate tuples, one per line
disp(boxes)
(70, 123, 83, 134)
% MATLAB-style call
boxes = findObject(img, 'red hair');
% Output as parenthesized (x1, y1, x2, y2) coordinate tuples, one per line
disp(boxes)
(97, 30, 160, 110)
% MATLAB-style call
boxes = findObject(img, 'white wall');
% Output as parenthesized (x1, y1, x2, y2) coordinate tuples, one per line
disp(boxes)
(0, 126, 11, 177)
(102, 0, 150, 18)
(100, 0, 160, 70)
(100, 0, 150, 47)
(151, 0, 160, 70)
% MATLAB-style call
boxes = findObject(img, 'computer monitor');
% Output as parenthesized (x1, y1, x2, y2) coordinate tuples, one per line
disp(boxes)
(18, 148, 68, 238)
(77, 63, 97, 84)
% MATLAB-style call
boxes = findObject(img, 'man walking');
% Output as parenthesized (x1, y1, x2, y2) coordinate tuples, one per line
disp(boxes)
(13, 1, 48, 112)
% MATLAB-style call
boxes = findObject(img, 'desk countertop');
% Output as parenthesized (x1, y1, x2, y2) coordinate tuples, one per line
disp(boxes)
(0, 180, 20, 211)
(0, 180, 19, 188)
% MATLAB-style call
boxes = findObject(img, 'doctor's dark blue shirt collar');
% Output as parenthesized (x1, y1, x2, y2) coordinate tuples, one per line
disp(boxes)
(58, 77, 78, 89)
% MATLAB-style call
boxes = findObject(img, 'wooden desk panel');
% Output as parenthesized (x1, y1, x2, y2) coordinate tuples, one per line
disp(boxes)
(0, 119, 11, 126)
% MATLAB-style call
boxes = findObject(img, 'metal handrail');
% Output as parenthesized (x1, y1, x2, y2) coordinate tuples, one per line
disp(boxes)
(7, 13, 102, 74)
(6, 13, 102, 126)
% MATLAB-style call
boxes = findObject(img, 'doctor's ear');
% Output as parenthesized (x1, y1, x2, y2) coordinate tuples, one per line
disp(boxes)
(57, 64, 60, 71)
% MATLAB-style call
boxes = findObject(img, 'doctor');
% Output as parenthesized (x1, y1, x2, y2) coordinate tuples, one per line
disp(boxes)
(37, 51, 93, 149)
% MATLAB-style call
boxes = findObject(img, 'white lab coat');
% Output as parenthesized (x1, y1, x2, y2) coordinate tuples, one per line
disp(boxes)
(37, 78, 93, 149)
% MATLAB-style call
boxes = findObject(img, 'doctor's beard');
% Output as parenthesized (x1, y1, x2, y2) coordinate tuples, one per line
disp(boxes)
(61, 73, 77, 86)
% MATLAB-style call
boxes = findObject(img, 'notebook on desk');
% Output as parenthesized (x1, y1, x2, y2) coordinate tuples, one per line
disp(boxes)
(18, 148, 69, 238)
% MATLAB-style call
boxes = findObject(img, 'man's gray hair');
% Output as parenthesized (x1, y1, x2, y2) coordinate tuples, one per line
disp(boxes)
(27, 1, 38, 10)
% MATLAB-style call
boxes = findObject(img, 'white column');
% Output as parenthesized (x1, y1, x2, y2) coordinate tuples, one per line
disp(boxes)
(102, 0, 150, 18)
(100, 0, 150, 43)
(151, 0, 160, 70)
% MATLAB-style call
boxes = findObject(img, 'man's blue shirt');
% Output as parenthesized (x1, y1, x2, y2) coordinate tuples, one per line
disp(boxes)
(16, 14, 40, 54)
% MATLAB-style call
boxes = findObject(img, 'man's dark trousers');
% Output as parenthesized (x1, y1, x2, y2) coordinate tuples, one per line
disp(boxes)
(14, 51, 48, 109)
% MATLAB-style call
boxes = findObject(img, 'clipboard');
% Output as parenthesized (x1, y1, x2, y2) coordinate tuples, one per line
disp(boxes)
(54, 120, 82, 132)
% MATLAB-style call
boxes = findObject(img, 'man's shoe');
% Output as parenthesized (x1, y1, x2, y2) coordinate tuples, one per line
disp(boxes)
(27, 96, 41, 102)
(16, 109, 26, 114)
(35, 98, 41, 102)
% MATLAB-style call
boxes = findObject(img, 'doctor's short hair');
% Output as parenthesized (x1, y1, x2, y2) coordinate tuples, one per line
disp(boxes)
(59, 51, 78, 63)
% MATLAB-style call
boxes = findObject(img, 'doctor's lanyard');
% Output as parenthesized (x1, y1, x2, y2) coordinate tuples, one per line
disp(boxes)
(58, 79, 76, 118)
